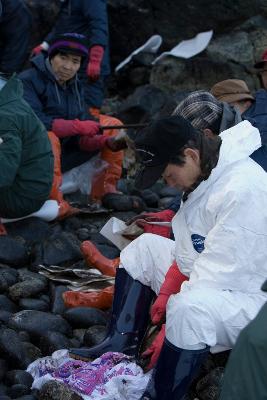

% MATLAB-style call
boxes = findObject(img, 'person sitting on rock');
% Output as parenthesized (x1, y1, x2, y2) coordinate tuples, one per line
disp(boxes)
(19, 33, 124, 204)
(0, 0, 32, 74)
(31, 0, 110, 117)
(68, 115, 267, 400)
(0, 73, 53, 223)
(211, 78, 267, 170)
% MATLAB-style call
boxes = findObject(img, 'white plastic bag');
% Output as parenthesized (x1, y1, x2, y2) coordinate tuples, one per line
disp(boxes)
(61, 156, 108, 195)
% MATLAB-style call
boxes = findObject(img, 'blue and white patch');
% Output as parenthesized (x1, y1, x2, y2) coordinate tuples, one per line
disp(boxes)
(191, 234, 205, 253)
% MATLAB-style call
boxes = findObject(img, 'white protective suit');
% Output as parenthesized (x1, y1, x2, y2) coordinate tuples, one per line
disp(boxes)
(120, 120, 267, 350)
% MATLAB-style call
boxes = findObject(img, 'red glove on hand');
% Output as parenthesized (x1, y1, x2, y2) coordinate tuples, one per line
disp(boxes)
(86, 45, 104, 81)
(142, 324, 165, 370)
(151, 261, 188, 325)
(52, 119, 100, 138)
(126, 209, 175, 238)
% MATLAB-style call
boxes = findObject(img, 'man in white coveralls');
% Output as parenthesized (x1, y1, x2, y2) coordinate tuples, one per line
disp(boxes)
(70, 115, 267, 400)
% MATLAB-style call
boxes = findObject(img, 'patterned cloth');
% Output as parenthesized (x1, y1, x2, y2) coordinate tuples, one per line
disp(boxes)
(27, 350, 151, 400)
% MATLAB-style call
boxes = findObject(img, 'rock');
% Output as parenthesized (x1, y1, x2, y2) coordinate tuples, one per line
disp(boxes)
(18, 332, 30, 343)
(8, 311, 72, 338)
(21, 342, 42, 366)
(159, 186, 181, 198)
(196, 367, 225, 400)
(39, 295, 50, 305)
(5, 371, 33, 389)
(0, 270, 18, 293)
(38, 381, 82, 400)
(38, 332, 71, 355)
(0, 237, 28, 267)
(158, 196, 177, 209)
(15, 396, 37, 400)
(138, 189, 160, 208)
(0, 327, 27, 369)
(0, 296, 18, 313)
(72, 329, 86, 343)
(63, 307, 107, 329)
(76, 228, 90, 241)
(18, 299, 49, 312)
(0, 311, 12, 324)
(83, 325, 107, 347)
(102, 193, 146, 212)
(17, 270, 47, 285)
(0, 359, 8, 382)
(50, 285, 69, 315)
(5, 219, 51, 246)
(7, 384, 29, 399)
(32, 232, 82, 267)
(9, 280, 47, 302)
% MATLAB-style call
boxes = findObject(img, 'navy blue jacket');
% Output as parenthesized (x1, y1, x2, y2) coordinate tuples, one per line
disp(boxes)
(18, 54, 92, 130)
(243, 89, 267, 172)
(0, 0, 31, 72)
(45, 0, 110, 75)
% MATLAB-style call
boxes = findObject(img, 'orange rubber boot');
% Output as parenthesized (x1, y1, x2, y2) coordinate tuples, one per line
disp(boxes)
(81, 240, 120, 277)
(63, 285, 114, 310)
(90, 115, 123, 202)
(48, 132, 79, 219)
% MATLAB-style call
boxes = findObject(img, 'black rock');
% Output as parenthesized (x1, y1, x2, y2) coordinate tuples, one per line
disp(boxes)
(102, 193, 146, 212)
(38, 332, 71, 355)
(38, 381, 82, 400)
(139, 189, 160, 208)
(158, 196, 177, 209)
(0, 327, 27, 368)
(31, 232, 82, 267)
(0, 311, 12, 324)
(83, 325, 107, 347)
(5, 371, 33, 389)
(17, 270, 47, 285)
(0, 237, 28, 267)
(15, 396, 37, 400)
(76, 228, 90, 241)
(19, 299, 49, 312)
(8, 311, 72, 338)
(0, 270, 18, 293)
(50, 285, 69, 315)
(72, 329, 86, 343)
(5, 218, 51, 246)
(0, 359, 8, 382)
(0, 296, 18, 313)
(21, 342, 42, 366)
(9, 280, 47, 302)
(7, 384, 29, 399)
(38, 295, 50, 305)
(63, 307, 107, 329)
(18, 331, 30, 343)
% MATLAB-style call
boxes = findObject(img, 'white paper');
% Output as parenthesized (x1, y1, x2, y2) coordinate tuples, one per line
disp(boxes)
(115, 35, 162, 72)
(100, 217, 132, 250)
(153, 30, 213, 64)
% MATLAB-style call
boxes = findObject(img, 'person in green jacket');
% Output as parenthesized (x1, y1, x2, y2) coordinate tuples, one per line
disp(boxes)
(0, 74, 54, 218)
(219, 280, 267, 400)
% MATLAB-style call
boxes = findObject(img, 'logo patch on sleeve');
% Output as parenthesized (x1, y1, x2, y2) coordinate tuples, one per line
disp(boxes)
(191, 234, 205, 253)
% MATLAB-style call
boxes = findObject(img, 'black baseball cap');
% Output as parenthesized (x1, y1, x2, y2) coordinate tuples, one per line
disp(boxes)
(134, 115, 199, 189)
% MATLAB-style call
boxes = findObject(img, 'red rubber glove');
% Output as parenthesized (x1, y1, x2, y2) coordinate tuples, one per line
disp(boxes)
(141, 324, 165, 370)
(52, 119, 100, 138)
(86, 45, 104, 81)
(126, 209, 175, 238)
(151, 261, 188, 325)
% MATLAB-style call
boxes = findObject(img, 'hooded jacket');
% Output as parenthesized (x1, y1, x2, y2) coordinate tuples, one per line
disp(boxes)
(45, 0, 110, 76)
(0, 75, 53, 217)
(173, 120, 267, 294)
(18, 54, 92, 131)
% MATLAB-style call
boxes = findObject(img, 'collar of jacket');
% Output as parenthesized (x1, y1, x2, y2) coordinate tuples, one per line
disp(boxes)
(219, 102, 242, 132)
(183, 120, 261, 207)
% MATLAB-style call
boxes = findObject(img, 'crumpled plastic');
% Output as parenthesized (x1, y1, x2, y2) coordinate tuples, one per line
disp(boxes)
(27, 349, 151, 400)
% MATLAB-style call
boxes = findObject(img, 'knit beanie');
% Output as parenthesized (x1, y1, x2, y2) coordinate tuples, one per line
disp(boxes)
(48, 33, 89, 59)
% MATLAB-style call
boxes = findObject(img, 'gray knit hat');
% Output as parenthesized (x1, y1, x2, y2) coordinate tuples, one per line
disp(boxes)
(173, 90, 223, 130)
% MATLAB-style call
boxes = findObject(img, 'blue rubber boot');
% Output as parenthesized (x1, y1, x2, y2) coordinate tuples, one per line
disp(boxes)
(141, 338, 209, 400)
(69, 268, 154, 360)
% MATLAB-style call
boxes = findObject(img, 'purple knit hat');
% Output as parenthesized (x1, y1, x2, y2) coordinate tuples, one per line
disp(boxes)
(48, 33, 88, 59)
